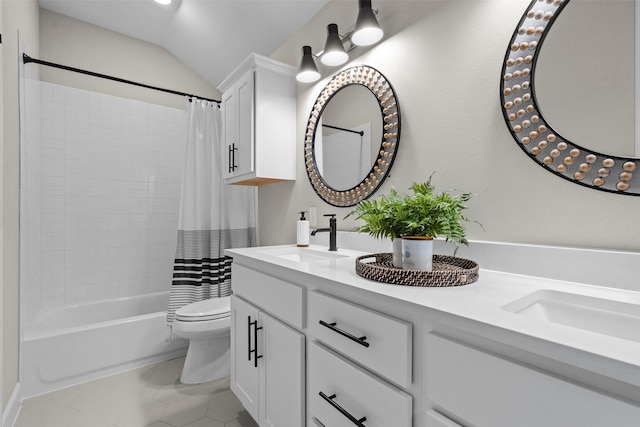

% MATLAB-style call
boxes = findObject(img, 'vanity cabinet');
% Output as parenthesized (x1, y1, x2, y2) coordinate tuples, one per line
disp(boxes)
(424, 333, 640, 427)
(219, 53, 296, 186)
(230, 263, 306, 427)
(228, 244, 640, 427)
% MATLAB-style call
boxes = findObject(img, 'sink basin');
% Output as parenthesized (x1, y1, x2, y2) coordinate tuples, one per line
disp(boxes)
(258, 247, 351, 263)
(502, 290, 640, 343)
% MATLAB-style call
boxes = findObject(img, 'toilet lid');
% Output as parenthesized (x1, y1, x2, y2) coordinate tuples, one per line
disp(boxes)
(175, 296, 231, 322)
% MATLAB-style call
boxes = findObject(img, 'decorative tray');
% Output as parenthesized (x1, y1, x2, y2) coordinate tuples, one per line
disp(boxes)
(355, 253, 479, 287)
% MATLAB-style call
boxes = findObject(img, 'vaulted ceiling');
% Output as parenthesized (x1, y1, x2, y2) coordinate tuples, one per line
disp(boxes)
(39, 0, 330, 87)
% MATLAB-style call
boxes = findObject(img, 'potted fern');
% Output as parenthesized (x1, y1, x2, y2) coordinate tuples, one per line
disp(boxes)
(347, 175, 475, 270)
(345, 187, 408, 267)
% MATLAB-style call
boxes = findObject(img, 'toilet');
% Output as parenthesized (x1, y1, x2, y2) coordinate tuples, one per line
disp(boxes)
(172, 296, 231, 384)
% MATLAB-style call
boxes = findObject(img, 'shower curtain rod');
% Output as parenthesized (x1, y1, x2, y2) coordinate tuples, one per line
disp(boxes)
(22, 53, 221, 104)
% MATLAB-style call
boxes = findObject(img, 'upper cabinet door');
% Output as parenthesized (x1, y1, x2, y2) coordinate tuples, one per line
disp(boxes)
(235, 70, 255, 177)
(222, 87, 237, 179)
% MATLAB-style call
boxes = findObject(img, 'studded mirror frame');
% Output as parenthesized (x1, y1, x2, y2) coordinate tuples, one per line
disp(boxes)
(305, 65, 401, 207)
(501, 0, 639, 195)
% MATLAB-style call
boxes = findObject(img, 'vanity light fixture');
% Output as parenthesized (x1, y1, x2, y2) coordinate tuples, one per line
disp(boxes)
(154, 0, 172, 5)
(296, 0, 383, 83)
(320, 24, 349, 66)
(352, 0, 384, 46)
(296, 46, 321, 83)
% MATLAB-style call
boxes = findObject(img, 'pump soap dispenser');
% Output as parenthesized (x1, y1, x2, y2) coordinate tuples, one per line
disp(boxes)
(297, 211, 310, 247)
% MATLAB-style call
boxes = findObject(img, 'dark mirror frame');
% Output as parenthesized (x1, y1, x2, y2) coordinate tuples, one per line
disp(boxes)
(501, 0, 639, 195)
(305, 65, 401, 207)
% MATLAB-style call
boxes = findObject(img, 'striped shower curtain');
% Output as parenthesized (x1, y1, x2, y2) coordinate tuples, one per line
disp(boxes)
(166, 98, 256, 336)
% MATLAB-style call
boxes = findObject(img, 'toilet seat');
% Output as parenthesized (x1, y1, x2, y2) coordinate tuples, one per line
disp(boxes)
(175, 297, 231, 322)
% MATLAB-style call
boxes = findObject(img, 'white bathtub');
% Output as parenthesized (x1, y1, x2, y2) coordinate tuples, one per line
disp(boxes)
(22, 291, 188, 397)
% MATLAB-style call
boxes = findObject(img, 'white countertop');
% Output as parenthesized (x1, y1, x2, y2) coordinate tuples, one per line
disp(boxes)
(226, 244, 640, 388)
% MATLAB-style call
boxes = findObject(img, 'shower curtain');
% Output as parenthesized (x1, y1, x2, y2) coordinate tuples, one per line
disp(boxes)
(167, 98, 256, 334)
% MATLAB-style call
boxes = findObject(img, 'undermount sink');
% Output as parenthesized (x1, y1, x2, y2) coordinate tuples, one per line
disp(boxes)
(258, 246, 351, 263)
(502, 290, 640, 343)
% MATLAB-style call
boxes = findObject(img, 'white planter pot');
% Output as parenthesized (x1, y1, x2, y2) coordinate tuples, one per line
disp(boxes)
(402, 236, 434, 271)
(392, 238, 403, 268)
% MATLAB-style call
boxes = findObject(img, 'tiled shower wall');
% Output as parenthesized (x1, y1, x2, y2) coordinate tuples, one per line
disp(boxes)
(22, 79, 186, 331)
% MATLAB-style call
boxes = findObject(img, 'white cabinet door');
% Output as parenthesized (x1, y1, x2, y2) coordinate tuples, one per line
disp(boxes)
(222, 69, 254, 178)
(222, 86, 237, 179)
(231, 295, 305, 427)
(235, 70, 254, 177)
(230, 295, 260, 421)
(259, 311, 305, 427)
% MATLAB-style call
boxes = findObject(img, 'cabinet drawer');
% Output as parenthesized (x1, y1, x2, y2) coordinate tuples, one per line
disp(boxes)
(426, 333, 640, 427)
(309, 342, 412, 427)
(308, 291, 412, 387)
(232, 264, 304, 329)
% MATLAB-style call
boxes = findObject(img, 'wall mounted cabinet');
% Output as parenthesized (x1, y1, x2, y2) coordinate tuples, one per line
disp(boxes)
(219, 53, 296, 186)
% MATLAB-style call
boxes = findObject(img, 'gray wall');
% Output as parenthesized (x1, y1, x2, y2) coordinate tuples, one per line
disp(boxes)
(2, 0, 40, 410)
(263, 0, 640, 253)
(39, 9, 221, 109)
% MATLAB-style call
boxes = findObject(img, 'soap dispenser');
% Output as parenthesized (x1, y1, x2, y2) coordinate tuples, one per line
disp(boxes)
(297, 211, 310, 247)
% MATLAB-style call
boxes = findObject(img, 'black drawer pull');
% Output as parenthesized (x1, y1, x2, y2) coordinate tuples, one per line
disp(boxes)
(319, 391, 367, 426)
(319, 320, 369, 348)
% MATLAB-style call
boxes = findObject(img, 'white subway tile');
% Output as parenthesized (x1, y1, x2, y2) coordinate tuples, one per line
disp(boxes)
(26, 82, 186, 314)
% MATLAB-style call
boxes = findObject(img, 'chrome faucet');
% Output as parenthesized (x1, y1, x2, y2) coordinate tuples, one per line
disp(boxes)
(311, 214, 337, 251)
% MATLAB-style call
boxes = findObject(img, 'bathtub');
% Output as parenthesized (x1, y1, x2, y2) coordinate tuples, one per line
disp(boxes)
(22, 291, 188, 397)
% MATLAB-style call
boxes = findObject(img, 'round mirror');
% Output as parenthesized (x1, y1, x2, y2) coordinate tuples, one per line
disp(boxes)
(501, 0, 639, 195)
(305, 65, 401, 207)
(535, 0, 635, 157)
(315, 85, 382, 190)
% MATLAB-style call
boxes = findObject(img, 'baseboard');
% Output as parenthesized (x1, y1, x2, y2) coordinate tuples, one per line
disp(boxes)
(2, 383, 22, 427)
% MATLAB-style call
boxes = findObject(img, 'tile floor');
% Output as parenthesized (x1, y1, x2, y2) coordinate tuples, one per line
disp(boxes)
(15, 357, 258, 427)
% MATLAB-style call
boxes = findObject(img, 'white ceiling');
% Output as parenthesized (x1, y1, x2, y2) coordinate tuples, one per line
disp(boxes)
(38, 0, 330, 87)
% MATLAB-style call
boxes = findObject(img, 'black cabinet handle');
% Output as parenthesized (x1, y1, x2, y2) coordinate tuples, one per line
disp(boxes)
(319, 391, 367, 426)
(228, 143, 238, 172)
(231, 142, 238, 171)
(319, 320, 369, 348)
(247, 315, 252, 361)
(248, 316, 262, 368)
